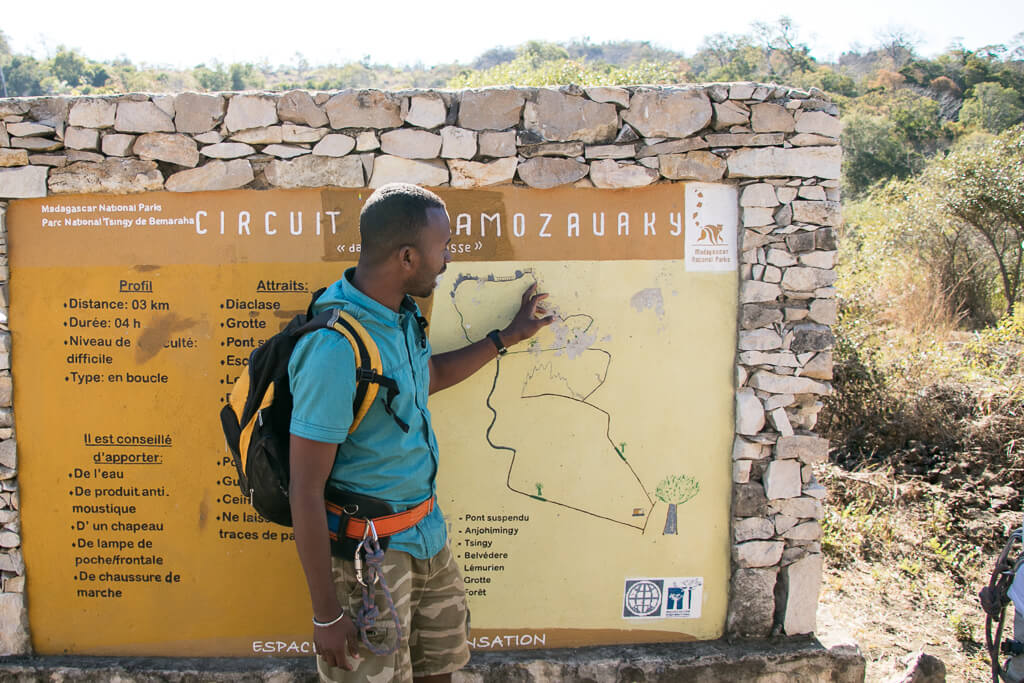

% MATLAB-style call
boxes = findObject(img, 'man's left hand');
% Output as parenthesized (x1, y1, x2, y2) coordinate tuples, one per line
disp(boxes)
(501, 283, 555, 347)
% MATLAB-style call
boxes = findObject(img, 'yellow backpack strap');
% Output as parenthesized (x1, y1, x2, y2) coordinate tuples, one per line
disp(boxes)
(330, 310, 409, 434)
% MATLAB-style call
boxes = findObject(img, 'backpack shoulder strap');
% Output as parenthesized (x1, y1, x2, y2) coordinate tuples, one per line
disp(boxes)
(331, 311, 410, 434)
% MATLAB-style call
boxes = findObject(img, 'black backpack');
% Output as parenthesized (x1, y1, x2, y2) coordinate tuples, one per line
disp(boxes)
(219, 289, 407, 526)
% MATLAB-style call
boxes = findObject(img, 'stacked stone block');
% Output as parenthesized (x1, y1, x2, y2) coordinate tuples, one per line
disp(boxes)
(0, 83, 840, 652)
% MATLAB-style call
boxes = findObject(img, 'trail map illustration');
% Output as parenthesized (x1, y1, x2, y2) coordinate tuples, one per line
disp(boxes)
(450, 270, 655, 530)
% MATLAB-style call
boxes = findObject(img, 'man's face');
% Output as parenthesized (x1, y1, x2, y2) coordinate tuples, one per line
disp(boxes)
(408, 207, 452, 298)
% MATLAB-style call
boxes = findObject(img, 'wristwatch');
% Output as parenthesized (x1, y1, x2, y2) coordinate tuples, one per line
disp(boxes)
(487, 329, 507, 356)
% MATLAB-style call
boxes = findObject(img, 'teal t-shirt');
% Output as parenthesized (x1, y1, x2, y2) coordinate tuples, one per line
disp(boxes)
(288, 269, 446, 559)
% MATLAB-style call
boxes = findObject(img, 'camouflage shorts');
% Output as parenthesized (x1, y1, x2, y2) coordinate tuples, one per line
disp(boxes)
(317, 543, 470, 683)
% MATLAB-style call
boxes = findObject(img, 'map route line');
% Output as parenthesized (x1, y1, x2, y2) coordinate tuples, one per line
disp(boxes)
(482, 361, 654, 532)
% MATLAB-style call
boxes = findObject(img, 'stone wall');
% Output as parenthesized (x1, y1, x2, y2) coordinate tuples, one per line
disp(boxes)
(0, 83, 840, 653)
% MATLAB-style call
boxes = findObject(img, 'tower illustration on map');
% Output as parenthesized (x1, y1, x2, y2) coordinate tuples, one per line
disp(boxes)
(450, 270, 655, 530)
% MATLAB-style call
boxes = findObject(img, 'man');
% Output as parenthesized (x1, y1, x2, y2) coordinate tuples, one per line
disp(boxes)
(288, 183, 552, 682)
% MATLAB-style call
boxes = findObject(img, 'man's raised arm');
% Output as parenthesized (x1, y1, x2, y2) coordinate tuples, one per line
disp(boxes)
(428, 284, 554, 395)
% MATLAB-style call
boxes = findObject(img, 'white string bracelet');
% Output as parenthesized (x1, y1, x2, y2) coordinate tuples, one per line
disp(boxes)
(312, 608, 346, 628)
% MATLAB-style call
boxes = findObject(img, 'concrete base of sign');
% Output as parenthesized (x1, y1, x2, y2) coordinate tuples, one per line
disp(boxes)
(0, 638, 865, 682)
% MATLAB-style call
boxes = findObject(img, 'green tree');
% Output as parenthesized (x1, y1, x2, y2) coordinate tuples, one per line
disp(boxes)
(193, 63, 230, 91)
(51, 46, 88, 86)
(841, 111, 916, 196)
(229, 62, 264, 91)
(4, 55, 48, 96)
(959, 81, 1024, 133)
(654, 474, 699, 535)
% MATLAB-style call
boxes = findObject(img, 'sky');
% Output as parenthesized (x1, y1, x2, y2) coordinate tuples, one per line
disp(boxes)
(3, 0, 1022, 70)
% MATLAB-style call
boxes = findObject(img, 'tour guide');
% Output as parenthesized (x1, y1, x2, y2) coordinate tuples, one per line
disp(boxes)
(288, 183, 552, 682)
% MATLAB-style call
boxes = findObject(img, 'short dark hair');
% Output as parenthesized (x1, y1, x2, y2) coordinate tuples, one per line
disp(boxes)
(359, 183, 446, 264)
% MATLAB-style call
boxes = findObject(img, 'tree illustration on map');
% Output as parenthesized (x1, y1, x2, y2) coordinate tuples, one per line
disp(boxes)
(450, 270, 655, 530)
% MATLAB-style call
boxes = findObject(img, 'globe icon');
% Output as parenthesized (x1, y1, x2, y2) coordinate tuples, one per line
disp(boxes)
(625, 580, 662, 616)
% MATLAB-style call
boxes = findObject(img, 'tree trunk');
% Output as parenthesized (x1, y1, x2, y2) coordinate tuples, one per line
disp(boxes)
(663, 503, 678, 535)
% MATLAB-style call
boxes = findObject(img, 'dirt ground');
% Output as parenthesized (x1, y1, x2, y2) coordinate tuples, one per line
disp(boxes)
(815, 463, 1021, 682)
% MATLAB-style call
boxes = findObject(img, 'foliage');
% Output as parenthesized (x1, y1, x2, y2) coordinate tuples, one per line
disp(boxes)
(654, 474, 699, 505)
(959, 81, 1024, 133)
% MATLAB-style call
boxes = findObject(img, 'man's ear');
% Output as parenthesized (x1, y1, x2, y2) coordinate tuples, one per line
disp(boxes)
(397, 244, 418, 272)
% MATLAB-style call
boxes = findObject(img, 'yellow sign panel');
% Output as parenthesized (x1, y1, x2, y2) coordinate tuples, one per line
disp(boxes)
(8, 184, 737, 656)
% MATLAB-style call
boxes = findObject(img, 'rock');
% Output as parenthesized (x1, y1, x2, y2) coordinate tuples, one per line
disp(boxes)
(741, 304, 783, 329)
(727, 567, 778, 637)
(6, 122, 55, 137)
(769, 407, 794, 437)
(133, 133, 199, 167)
(64, 127, 99, 150)
(0, 149, 30, 167)
(790, 323, 835, 353)
(728, 146, 842, 179)
(659, 151, 726, 181)
(733, 439, 767, 461)
(589, 160, 658, 188)
(734, 517, 775, 542)
(440, 126, 477, 159)
(792, 200, 841, 226)
(26, 154, 67, 167)
(523, 89, 618, 143)
(713, 100, 750, 129)
(804, 481, 827, 500)
(616, 125, 640, 143)
(517, 158, 588, 189)
(380, 129, 442, 159)
(798, 250, 837, 269)
(775, 515, 799, 535)
(152, 95, 175, 119)
(48, 159, 162, 194)
(0, 440, 11, 473)
(790, 133, 839, 146)
(885, 652, 947, 683)
(816, 227, 838, 251)
(312, 134, 356, 157)
(740, 183, 780, 207)
(368, 155, 447, 188)
(734, 482, 768, 517)
(786, 231, 816, 253)
(326, 90, 404, 129)
(740, 281, 781, 303)
(521, 143, 584, 161)
(777, 186, 799, 203)
(795, 111, 841, 138)
(282, 124, 327, 144)
(448, 158, 517, 188)
(277, 90, 328, 128)
(623, 89, 712, 138)
(797, 185, 827, 201)
(800, 352, 833, 381)
(404, 93, 447, 128)
(0, 166, 48, 198)
(173, 93, 225, 133)
(776, 436, 828, 464)
(751, 103, 795, 132)
(355, 131, 380, 151)
(780, 554, 822, 635)
(734, 459, 752, 483)
(100, 134, 135, 157)
(200, 142, 255, 159)
(748, 370, 830, 396)
(0, 101, 29, 117)
(585, 86, 630, 107)
(224, 94, 278, 132)
(744, 207, 775, 227)
(782, 267, 836, 292)
(784, 521, 822, 542)
(764, 460, 802, 499)
(230, 126, 283, 145)
(773, 497, 824, 520)
(736, 387, 765, 435)
(766, 248, 797, 267)
(267, 155, 365, 189)
(635, 138, 709, 157)
(741, 351, 799, 368)
(705, 133, 785, 147)
(0, 530, 19, 547)
(478, 131, 516, 157)
(730, 83, 756, 99)
(457, 88, 525, 130)
(114, 101, 175, 133)
(194, 131, 222, 144)
(734, 540, 785, 568)
(739, 329, 783, 351)
(69, 99, 116, 128)
(808, 299, 838, 325)
(262, 144, 310, 159)
(10, 137, 62, 151)
(0, 592, 29, 655)
(585, 144, 636, 159)
(165, 160, 254, 192)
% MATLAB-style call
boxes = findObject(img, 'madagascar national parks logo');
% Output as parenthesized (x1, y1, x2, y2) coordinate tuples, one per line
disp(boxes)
(698, 223, 725, 245)
(685, 183, 738, 273)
